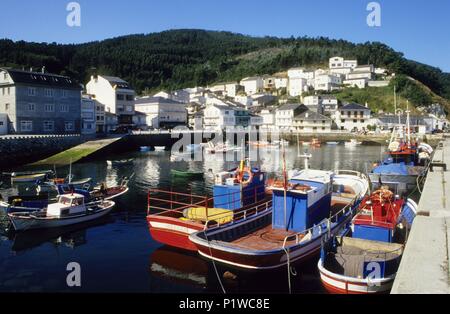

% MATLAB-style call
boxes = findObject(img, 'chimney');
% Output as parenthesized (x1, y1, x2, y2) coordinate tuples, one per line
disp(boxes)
(30, 67, 33, 72)
(41, 66, 46, 74)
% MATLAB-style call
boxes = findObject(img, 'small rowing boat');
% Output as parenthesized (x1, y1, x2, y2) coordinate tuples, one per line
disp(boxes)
(107, 159, 134, 166)
(11, 172, 49, 183)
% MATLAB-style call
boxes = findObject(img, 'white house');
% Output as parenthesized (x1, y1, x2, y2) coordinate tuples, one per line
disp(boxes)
(288, 77, 308, 97)
(336, 103, 371, 131)
(274, 75, 288, 89)
(346, 65, 375, 80)
(303, 95, 322, 113)
(86, 75, 135, 126)
(134, 96, 187, 129)
(234, 95, 253, 107)
(275, 103, 307, 131)
(329, 56, 358, 75)
(81, 95, 96, 135)
(240, 77, 264, 95)
(260, 109, 276, 130)
(314, 74, 342, 91)
(203, 103, 250, 131)
(321, 95, 339, 116)
(293, 110, 332, 133)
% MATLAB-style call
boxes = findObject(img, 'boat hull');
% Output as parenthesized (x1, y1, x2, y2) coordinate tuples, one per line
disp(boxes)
(147, 215, 203, 251)
(8, 202, 115, 231)
(190, 207, 355, 270)
(318, 259, 394, 294)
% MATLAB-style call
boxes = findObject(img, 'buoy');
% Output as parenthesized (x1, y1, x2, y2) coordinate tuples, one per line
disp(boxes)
(223, 271, 237, 280)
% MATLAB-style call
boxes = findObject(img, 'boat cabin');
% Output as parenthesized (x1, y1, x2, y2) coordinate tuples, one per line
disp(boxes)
(352, 193, 403, 243)
(271, 169, 334, 232)
(47, 194, 87, 217)
(213, 168, 266, 210)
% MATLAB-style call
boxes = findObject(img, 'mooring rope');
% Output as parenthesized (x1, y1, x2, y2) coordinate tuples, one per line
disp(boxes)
(203, 227, 226, 294)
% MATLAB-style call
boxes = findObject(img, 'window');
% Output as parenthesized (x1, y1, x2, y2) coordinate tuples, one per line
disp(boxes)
(43, 121, 54, 132)
(126, 105, 133, 112)
(5, 103, 10, 111)
(20, 121, 32, 132)
(0, 121, 3, 126)
(60, 104, 69, 112)
(28, 87, 36, 96)
(126, 95, 133, 101)
(7, 87, 10, 95)
(117, 94, 124, 101)
(62, 90, 68, 98)
(65, 121, 75, 131)
(28, 103, 35, 111)
(45, 104, 55, 112)
(44, 88, 54, 97)
(353, 119, 358, 123)
(3, 73, 8, 80)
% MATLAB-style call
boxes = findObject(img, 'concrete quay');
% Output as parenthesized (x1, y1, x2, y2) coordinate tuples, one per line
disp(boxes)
(391, 135, 450, 294)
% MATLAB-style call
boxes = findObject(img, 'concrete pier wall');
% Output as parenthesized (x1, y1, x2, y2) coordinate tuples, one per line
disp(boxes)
(392, 136, 450, 294)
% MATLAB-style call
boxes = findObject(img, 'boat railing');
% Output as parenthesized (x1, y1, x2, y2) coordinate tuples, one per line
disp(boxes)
(147, 187, 268, 218)
(282, 196, 359, 249)
(203, 199, 272, 230)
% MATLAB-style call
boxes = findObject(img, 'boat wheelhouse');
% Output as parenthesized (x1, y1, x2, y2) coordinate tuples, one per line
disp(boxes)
(189, 169, 369, 270)
(146, 164, 271, 251)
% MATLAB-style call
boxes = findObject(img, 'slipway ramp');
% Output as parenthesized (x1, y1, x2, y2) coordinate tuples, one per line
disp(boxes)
(31, 136, 124, 166)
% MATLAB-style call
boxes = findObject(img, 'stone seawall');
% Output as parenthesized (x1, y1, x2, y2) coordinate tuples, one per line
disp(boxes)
(0, 135, 83, 170)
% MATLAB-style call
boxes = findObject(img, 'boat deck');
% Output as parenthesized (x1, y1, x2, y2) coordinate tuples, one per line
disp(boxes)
(228, 201, 350, 250)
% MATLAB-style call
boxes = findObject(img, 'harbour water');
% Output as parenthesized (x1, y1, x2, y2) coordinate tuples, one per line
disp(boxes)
(0, 144, 390, 293)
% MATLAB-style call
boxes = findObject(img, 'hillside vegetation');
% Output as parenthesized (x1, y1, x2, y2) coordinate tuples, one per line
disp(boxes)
(1, 29, 449, 113)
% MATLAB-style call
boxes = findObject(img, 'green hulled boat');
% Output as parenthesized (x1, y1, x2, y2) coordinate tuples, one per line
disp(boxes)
(170, 169, 204, 178)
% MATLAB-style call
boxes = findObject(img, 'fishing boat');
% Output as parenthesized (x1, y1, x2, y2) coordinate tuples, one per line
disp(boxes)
(344, 139, 362, 147)
(311, 138, 321, 147)
(140, 146, 151, 152)
(147, 161, 270, 251)
(36, 176, 92, 193)
(189, 158, 369, 270)
(170, 169, 204, 179)
(0, 194, 50, 214)
(368, 107, 433, 194)
(318, 187, 418, 294)
(10, 171, 53, 184)
(327, 142, 339, 146)
(154, 146, 166, 151)
(106, 159, 134, 166)
(8, 193, 115, 231)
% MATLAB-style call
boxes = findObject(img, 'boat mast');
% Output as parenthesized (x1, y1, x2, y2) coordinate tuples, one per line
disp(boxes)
(406, 100, 411, 147)
(282, 140, 288, 230)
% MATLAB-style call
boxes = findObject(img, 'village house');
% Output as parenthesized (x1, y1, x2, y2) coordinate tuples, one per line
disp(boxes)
(86, 75, 135, 127)
(273, 74, 288, 90)
(314, 74, 342, 91)
(336, 103, 371, 131)
(81, 95, 97, 136)
(134, 96, 187, 129)
(203, 102, 250, 131)
(329, 56, 358, 75)
(240, 77, 264, 95)
(95, 101, 105, 134)
(293, 109, 332, 133)
(132, 111, 148, 130)
(105, 112, 118, 133)
(0, 67, 82, 134)
(258, 109, 275, 131)
(275, 103, 307, 131)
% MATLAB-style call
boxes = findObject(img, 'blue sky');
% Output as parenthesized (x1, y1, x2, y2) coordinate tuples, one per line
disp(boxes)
(1, 0, 449, 72)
